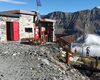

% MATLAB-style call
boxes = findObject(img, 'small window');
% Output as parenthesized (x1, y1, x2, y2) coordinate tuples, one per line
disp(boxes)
(25, 28, 33, 33)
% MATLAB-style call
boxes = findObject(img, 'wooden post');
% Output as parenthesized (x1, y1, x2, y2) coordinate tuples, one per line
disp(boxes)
(66, 52, 70, 65)
(74, 48, 77, 56)
(96, 56, 98, 67)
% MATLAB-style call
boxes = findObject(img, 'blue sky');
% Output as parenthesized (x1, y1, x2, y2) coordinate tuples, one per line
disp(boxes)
(0, 0, 100, 14)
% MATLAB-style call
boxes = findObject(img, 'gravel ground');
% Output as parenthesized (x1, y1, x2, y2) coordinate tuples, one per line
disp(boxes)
(0, 42, 90, 80)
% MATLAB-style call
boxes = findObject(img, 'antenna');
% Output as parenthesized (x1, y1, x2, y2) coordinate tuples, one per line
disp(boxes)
(36, 0, 41, 21)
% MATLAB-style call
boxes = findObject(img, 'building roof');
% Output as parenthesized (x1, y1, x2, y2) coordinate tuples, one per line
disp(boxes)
(40, 18, 56, 23)
(0, 10, 36, 16)
(60, 35, 75, 44)
(0, 13, 20, 18)
(56, 35, 75, 44)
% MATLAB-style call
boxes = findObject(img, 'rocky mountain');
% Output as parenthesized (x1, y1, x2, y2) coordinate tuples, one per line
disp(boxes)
(44, 7, 100, 36)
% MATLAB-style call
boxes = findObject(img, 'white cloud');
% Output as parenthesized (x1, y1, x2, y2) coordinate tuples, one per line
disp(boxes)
(97, 6, 100, 9)
(0, 0, 26, 4)
(71, 34, 100, 57)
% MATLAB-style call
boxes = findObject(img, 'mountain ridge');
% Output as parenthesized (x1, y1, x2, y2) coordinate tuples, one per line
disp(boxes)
(44, 7, 100, 37)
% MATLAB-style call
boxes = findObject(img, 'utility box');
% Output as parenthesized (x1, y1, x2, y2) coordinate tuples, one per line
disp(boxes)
(34, 26, 39, 40)
(40, 27, 46, 43)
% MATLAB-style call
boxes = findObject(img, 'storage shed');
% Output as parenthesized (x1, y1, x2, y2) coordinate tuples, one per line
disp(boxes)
(39, 18, 56, 42)
(0, 10, 36, 41)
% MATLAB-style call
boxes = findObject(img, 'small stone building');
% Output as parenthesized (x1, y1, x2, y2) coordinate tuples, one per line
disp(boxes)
(0, 10, 55, 42)
(39, 19, 56, 42)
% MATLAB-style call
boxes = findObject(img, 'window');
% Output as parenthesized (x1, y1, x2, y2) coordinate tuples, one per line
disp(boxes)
(25, 28, 33, 33)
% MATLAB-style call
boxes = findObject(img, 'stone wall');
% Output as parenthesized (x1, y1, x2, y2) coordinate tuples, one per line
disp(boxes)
(0, 16, 19, 41)
(19, 14, 35, 39)
(53, 22, 56, 42)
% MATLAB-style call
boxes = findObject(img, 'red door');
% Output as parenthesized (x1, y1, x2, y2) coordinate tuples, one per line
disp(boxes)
(13, 22, 19, 41)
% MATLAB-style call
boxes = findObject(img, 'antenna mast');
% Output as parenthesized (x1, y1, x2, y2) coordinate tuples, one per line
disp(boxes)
(36, 0, 41, 22)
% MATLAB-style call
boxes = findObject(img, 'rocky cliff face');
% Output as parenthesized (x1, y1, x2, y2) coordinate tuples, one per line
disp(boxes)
(44, 7, 100, 36)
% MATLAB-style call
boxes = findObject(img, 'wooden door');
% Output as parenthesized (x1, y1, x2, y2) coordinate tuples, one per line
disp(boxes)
(13, 22, 19, 41)
(6, 22, 19, 41)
